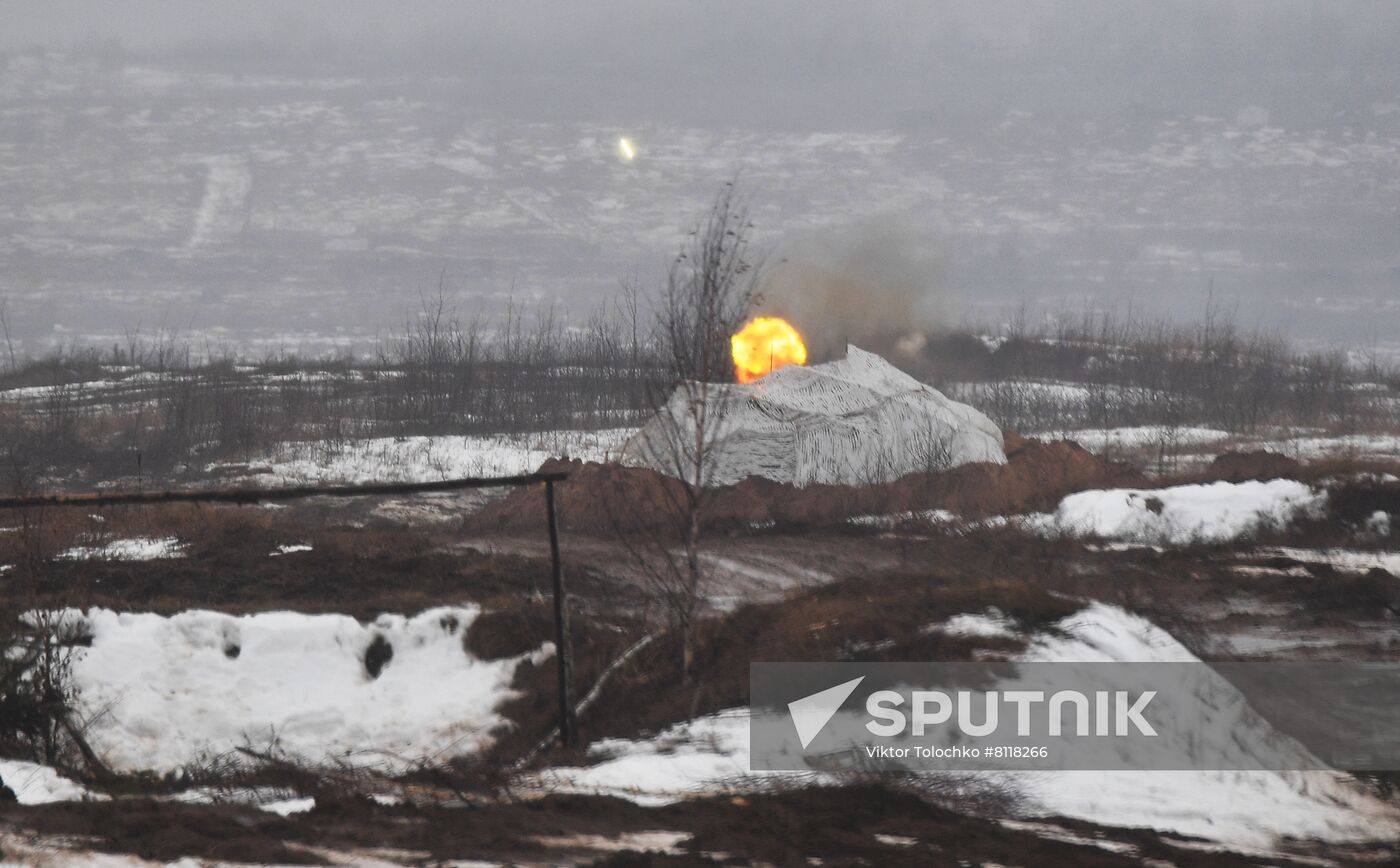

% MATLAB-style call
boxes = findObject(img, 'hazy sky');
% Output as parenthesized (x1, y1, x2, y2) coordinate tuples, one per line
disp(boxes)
(8, 1, 1400, 127)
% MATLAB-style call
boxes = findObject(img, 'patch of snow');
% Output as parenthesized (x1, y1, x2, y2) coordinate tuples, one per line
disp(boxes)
(538, 709, 757, 806)
(530, 831, 688, 856)
(1230, 564, 1312, 579)
(1046, 426, 1231, 453)
(1218, 626, 1374, 656)
(170, 785, 300, 808)
(0, 759, 99, 804)
(1083, 541, 1164, 553)
(924, 608, 1019, 639)
(624, 346, 1005, 488)
(1021, 602, 1199, 663)
(1014, 604, 1397, 850)
(1363, 510, 1392, 539)
(997, 819, 1137, 855)
(66, 605, 548, 772)
(1258, 546, 1400, 576)
(1255, 434, 1400, 461)
(58, 537, 185, 561)
(1043, 480, 1324, 545)
(221, 428, 631, 485)
(270, 543, 312, 556)
(849, 509, 958, 529)
(259, 796, 316, 816)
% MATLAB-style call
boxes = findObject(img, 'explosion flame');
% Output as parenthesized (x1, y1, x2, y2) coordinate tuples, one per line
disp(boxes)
(731, 316, 808, 384)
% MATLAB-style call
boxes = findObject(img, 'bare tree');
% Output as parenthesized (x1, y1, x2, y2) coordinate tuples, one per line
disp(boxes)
(0, 297, 17, 374)
(619, 182, 760, 682)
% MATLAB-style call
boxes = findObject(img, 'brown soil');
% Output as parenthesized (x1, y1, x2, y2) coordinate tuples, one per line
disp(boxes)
(0, 507, 628, 619)
(482, 518, 1400, 761)
(0, 799, 320, 864)
(1204, 450, 1303, 482)
(0, 784, 1278, 867)
(490, 532, 1090, 754)
(471, 435, 1142, 536)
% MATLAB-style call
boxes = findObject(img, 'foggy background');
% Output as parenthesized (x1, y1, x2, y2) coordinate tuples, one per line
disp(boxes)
(3, 0, 1398, 357)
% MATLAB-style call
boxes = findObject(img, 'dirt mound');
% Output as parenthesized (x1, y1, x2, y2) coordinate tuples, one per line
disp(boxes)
(1207, 450, 1303, 483)
(471, 436, 1140, 535)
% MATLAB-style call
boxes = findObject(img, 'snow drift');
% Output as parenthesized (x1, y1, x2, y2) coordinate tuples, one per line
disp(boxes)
(0, 760, 98, 805)
(1040, 478, 1325, 545)
(64, 606, 545, 773)
(622, 346, 1005, 487)
(542, 603, 1398, 850)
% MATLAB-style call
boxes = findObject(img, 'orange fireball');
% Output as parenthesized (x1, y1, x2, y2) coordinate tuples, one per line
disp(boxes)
(731, 316, 808, 384)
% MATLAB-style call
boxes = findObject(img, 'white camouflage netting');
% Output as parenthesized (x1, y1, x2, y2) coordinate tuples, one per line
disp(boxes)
(622, 346, 1005, 487)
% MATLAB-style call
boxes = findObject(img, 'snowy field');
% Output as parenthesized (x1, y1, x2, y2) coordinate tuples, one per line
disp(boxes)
(214, 427, 633, 484)
(1031, 424, 1400, 469)
(1039, 425, 1232, 454)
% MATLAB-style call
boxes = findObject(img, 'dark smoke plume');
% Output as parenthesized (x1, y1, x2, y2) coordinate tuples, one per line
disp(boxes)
(757, 216, 948, 362)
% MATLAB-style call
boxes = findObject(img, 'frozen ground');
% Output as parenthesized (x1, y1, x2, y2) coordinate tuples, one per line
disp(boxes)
(63, 606, 548, 773)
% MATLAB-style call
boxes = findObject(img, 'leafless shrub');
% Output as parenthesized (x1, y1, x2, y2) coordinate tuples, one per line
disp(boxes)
(929, 304, 1399, 448)
(608, 182, 760, 682)
(0, 604, 105, 779)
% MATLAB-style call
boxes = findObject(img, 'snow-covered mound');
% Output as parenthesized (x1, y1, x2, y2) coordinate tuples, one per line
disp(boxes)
(541, 603, 1398, 851)
(622, 346, 1005, 487)
(1015, 604, 1396, 849)
(65, 606, 546, 773)
(1040, 479, 1324, 545)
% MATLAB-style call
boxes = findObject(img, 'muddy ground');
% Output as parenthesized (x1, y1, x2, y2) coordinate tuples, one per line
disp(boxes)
(3, 783, 1361, 866)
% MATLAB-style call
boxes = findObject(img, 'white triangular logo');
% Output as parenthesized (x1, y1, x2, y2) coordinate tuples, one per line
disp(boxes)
(788, 676, 865, 749)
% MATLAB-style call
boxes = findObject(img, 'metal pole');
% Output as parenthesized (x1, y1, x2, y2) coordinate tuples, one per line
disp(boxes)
(544, 479, 575, 748)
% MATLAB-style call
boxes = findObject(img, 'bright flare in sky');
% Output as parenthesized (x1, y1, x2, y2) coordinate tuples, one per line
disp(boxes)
(617, 137, 636, 161)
